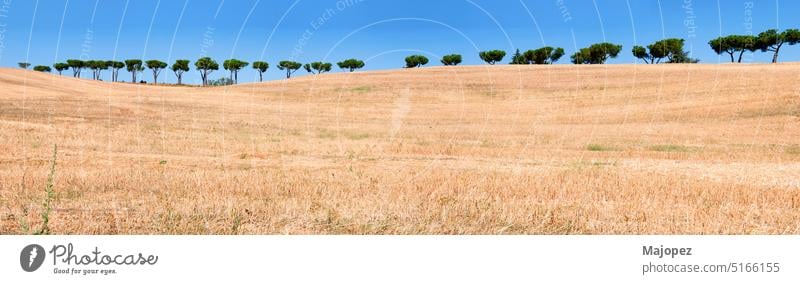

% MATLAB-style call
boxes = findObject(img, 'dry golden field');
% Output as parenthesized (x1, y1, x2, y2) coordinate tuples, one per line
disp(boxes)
(1, 64, 799, 234)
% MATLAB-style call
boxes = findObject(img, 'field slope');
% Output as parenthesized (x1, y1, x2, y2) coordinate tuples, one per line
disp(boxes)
(1, 64, 799, 234)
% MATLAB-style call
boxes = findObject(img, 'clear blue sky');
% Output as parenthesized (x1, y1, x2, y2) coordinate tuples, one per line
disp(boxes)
(0, 0, 798, 83)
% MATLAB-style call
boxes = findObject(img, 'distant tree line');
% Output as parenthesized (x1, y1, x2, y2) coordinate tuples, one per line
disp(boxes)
(26, 57, 366, 86)
(709, 29, 800, 63)
(509, 47, 565, 64)
(19, 28, 800, 85)
(632, 38, 698, 64)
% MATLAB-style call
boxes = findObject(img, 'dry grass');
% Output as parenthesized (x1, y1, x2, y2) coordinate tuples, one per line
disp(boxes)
(1, 64, 799, 234)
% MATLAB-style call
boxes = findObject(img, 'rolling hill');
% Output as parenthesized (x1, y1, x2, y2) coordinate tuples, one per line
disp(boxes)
(1, 64, 798, 234)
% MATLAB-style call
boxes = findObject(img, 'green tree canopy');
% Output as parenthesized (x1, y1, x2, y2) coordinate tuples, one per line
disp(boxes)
(33, 65, 51, 72)
(278, 61, 302, 78)
(337, 59, 365, 72)
(708, 35, 758, 63)
(146, 60, 168, 84)
(509, 49, 525, 64)
(125, 59, 144, 82)
(107, 61, 125, 82)
(171, 60, 190, 85)
(651, 38, 692, 63)
(18, 62, 31, 69)
(66, 59, 86, 77)
(754, 29, 800, 63)
(632, 39, 696, 64)
(223, 59, 249, 84)
(252, 61, 269, 82)
(304, 62, 333, 74)
(86, 60, 110, 80)
(195, 57, 219, 85)
(523, 47, 565, 64)
(632, 45, 653, 63)
(441, 54, 462, 66)
(668, 51, 700, 64)
(404, 55, 429, 68)
(571, 43, 622, 64)
(53, 63, 69, 75)
(479, 50, 506, 65)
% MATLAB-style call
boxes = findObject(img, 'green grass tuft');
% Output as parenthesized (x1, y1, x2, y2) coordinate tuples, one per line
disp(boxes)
(649, 144, 691, 152)
(317, 128, 337, 139)
(346, 132, 370, 140)
(34, 145, 57, 235)
(351, 86, 373, 93)
(586, 144, 616, 152)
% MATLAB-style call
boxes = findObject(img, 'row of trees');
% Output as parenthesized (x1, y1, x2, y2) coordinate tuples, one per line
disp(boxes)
(19, 58, 367, 85)
(14, 46, 661, 85)
(629, 28, 799, 64)
(632, 38, 698, 64)
(16, 28, 800, 84)
(405, 48, 564, 68)
(510, 47, 565, 64)
(709, 29, 800, 63)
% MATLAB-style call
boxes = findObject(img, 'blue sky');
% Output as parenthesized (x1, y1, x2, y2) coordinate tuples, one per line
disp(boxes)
(0, 0, 797, 83)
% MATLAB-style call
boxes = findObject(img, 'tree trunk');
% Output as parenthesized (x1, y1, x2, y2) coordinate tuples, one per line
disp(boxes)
(729, 52, 735, 63)
(737, 51, 745, 63)
(258, 72, 263, 82)
(772, 46, 781, 63)
(153, 71, 158, 84)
